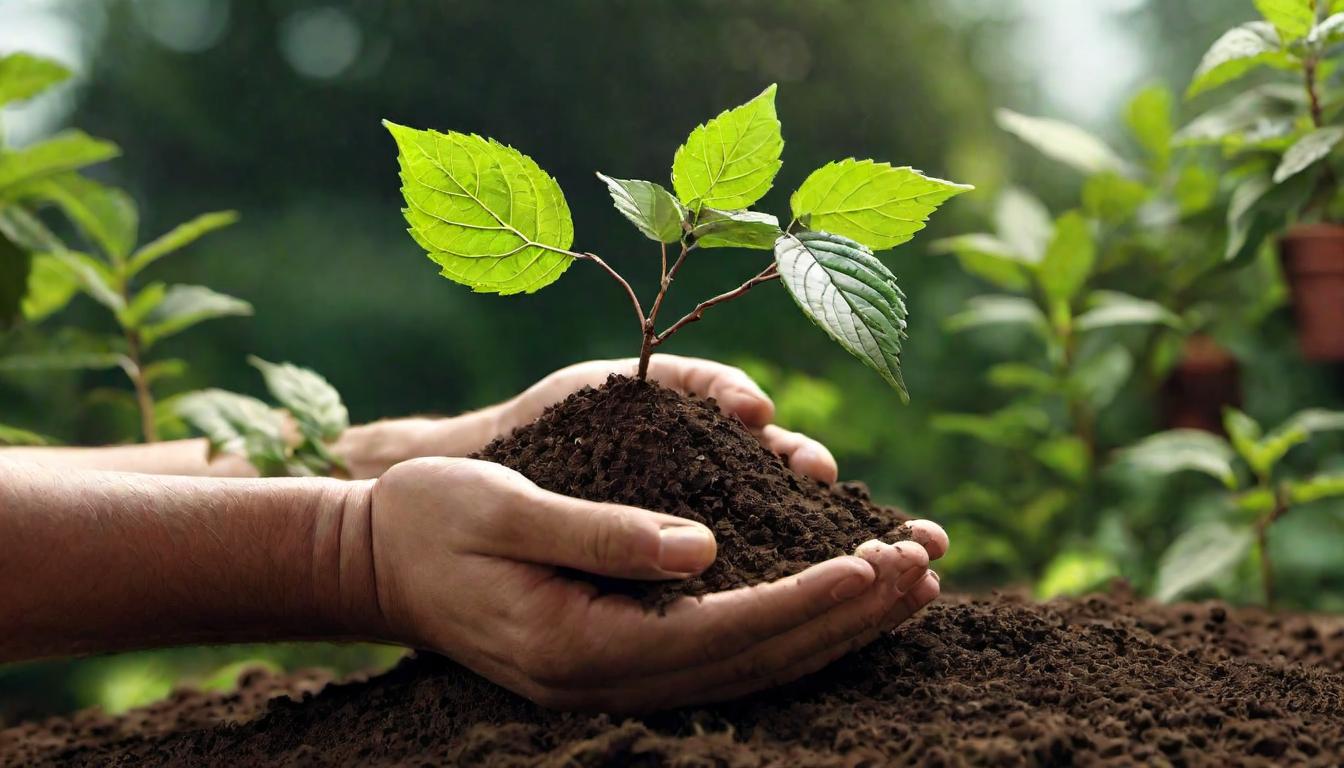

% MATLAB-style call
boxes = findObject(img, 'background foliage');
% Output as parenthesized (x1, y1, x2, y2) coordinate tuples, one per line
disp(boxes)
(4, 0, 1344, 720)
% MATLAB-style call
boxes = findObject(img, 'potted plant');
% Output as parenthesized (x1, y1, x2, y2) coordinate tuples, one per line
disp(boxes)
(1182, 0, 1344, 359)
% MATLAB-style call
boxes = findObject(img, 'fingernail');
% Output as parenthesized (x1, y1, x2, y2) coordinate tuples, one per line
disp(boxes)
(930, 569, 940, 582)
(830, 574, 869, 601)
(896, 566, 929, 593)
(658, 526, 716, 573)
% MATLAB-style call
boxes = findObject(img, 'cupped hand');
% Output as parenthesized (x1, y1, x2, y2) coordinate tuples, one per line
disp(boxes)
(365, 457, 947, 713)
(500, 354, 839, 483)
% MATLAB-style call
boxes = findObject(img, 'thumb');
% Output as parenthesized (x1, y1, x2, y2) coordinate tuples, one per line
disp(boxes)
(488, 485, 718, 580)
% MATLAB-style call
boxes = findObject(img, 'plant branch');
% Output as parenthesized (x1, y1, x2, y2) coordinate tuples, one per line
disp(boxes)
(575, 251, 645, 329)
(122, 332, 159, 443)
(654, 264, 779, 346)
(637, 241, 693, 379)
(1303, 55, 1339, 218)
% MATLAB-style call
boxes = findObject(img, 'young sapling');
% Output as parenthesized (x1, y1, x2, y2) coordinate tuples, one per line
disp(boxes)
(385, 84, 972, 400)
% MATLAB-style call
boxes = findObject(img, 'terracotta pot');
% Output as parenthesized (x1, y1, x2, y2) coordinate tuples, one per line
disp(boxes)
(1160, 335, 1241, 434)
(1280, 223, 1344, 361)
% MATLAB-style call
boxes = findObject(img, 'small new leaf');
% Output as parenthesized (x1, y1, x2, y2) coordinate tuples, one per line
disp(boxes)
(1075, 290, 1182, 332)
(789, 159, 971, 250)
(0, 131, 120, 191)
(1187, 22, 1289, 98)
(1273, 126, 1344, 183)
(1125, 84, 1174, 169)
(1254, 0, 1316, 42)
(248, 356, 350, 441)
(774, 230, 909, 400)
(14, 174, 138, 262)
(1154, 522, 1253, 602)
(595, 173, 684, 244)
(385, 120, 575, 295)
(0, 53, 70, 107)
(140, 285, 253, 346)
(995, 109, 1129, 176)
(1117, 429, 1239, 488)
(690, 208, 782, 249)
(672, 84, 783, 211)
(1038, 212, 1096, 304)
(127, 211, 237, 275)
(1289, 472, 1344, 504)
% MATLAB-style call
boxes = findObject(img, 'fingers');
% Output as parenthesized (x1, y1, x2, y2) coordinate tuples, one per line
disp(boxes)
(468, 481, 718, 579)
(643, 354, 775, 429)
(904, 519, 949, 561)
(757, 425, 839, 483)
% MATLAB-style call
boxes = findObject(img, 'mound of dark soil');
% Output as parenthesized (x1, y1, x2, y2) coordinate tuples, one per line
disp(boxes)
(4, 593, 1343, 767)
(474, 375, 909, 609)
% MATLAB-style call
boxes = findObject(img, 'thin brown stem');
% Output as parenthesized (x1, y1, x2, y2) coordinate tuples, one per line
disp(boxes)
(1258, 487, 1290, 609)
(1304, 55, 1339, 218)
(638, 241, 691, 379)
(124, 332, 159, 443)
(654, 264, 779, 346)
(576, 251, 645, 328)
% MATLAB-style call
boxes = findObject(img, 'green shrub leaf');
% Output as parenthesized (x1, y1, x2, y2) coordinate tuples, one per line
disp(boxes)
(1187, 22, 1291, 98)
(789, 159, 971, 250)
(140, 285, 252, 346)
(1254, 0, 1316, 42)
(1125, 84, 1174, 169)
(177, 389, 289, 474)
(1082, 172, 1150, 223)
(127, 211, 237, 275)
(0, 131, 120, 191)
(0, 53, 70, 106)
(0, 351, 127, 372)
(249, 356, 349, 441)
(1075, 290, 1182, 332)
(946, 295, 1049, 335)
(0, 422, 54, 446)
(14, 174, 138, 262)
(1117, 429, 1238, 488)
(930, 233, 1034, 291)
(1154, 521, 1253, 602)
(595, 173, 684, 244)
(1175, 85, 1304, 148)
(994, 188, 1052, 262)
(117, 282, 168, 329)
(1273, 126, 1344, 183)
(690, 208, 782, 249)
(995, 109, 1129, 175)
(1288, 472, 1344, 504)
(21, 254, 79, 323)
(48, 250, 123, 312)
(672, 84, 783, 211)
(1038, 211, 1095, 304)
(1308, 13, 1344, 46)
(774, 230, 909, 400)
(385, 120, 575, 295)
(1036, 549, 1118, 599)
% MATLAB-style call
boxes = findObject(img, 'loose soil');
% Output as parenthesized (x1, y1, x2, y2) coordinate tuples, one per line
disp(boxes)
(3, 378, 1343, 765)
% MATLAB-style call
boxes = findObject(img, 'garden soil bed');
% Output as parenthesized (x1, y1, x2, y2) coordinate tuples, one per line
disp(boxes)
(3, 377, 1343, 765)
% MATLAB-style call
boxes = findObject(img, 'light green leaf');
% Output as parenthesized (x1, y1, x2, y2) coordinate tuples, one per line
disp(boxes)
(1034, 435, 1092, 483)
(1174, 164, 1219, 215)
(690, 208, 782, 249)
(1038, 211, 1095, 304)
(594, 173, 684, 244)
(986, 362, 1058, 394)
(672, 84, 783, 211)
(1288, 472, 1344, 504)
(385, 120, 575, 295)
(1225, 172, 1312, 263)
(995, 109, 1129, 175)
(1082, 172, 1150, 223)
(931, 404, 1051, 450)
(1125, 83, 1174, 169)
(0, 232, 28, 330)
(0, 131, 120, 191)
(0, 53, 70, 106)
(118, 282, 167, 329)
(21, 254, 78, 322)
(48, 250, 123, 312)
(1069, 345, 1133, 411)
(774, 230, 909, 400)
(1154, 522, 1254, 602)
(994, 187, 1052, 262)
(0, 422, 54, 446)
(1223, 407, 1265, 469)
(249, 356, 349, 441)
(1117, 429, 1238, 488)
(946, 295, 1049, 335)
(1273, 126, 1344, 183)
(1274, 408, 1344, 437)
(929, 233, 1033, 290)
(126, 210, 236, 275)
(0, 205, 63, 252)
(1075, 290, 1182, 332)
(1254, 0, 1316, 42)
(142, 358, 188, 385)
(1036, 549, 1119, 599)
(1174, 84, 1303, 147)
(1187, 22, 1292, 98)
(1308, 13, 1344, 46)
(12, 174, 137, 262)
(0, 351, 126, 372)
(176, 389, 289, 474)
(789, 159, 971, 250)
(139, 285, 252, 346)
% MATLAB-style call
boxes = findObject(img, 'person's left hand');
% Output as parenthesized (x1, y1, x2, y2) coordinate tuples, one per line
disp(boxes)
(496, 354, 839, 482)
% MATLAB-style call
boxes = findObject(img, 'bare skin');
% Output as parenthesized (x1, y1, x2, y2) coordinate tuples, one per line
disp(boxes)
(0, 355, 946, 712)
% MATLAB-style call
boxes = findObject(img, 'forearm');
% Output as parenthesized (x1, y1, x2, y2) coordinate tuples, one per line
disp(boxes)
(0, 439, 258, 477)
(0, 460, 380, 662)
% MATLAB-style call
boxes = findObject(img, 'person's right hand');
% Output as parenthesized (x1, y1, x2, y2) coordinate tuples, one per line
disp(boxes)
(361, 456, 947, 713)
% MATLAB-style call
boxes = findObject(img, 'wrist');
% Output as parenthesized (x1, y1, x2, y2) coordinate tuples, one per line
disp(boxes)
(333, 408, 509, 479)
(309, 476, 389, 640)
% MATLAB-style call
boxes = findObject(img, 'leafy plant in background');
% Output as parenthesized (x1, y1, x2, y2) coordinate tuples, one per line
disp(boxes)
(386, 84, 972, 399)
(1180, 0, 1344, 245)
(1120, 407, 1344, 606)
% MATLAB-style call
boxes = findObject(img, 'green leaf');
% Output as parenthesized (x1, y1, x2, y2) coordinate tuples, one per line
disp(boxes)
(118, 282, 168, 329)
(946, 295, 1049, 335)
(0, 53, 71, 106)
(385, 120, 574, 295)
(671, 84, 783, 211)
(12, 174, 137, 262)
(0, 231, 29, 330)
(594, 173, 684, 244)
(931, 404, 1051, 450)
(1154, 522, 1254, 602)
(249, 356, 349, 441)
(1273, 126, 1344, 183)
(0, 351, 126, 372)
(789, 159, 971, 250)
(1117, 429, 1239, 488)
(0, 131, 120, 191)
(1038, 211, 1095, 304)
(176, 390, 289, 475)
(986, 362, 1058, 394)
(142, 358, 188, 385)
(1068, 345, 1133, 411)
(47, 250, 123, 312)
(0, 422, 54, 446)
(1223, 407, 1265, 469)
(1187, 22, 1292, 98)
(126, 211, 236, 275)
(1034, 435, 1092, 483)
(1036, 549, 1119, 599)
(1254, 0, 1316, 42)
(1081, 172, 1150, 223)
(139, 285, 252, 346)
(690, 208, 782, 249)
(1075, 290, 1182, 332)
(929, 233, 1033, 290)
(1174, 164, 1219, 215)
(995, 109, 1129, 175)
(1273, 408, 1344, 437)
(1308, 13, 1344, 46)
(1174, 85, 1304, 148)
(21, 254, 79, 323)
(994, 187, 1052, 262)
(774, 230, 910, 400)
(1288, 472, 1344, 504)
(1125, 84, 1174, 169)
(0, 205, 64, 252)
(1225, 172, 1313, 263)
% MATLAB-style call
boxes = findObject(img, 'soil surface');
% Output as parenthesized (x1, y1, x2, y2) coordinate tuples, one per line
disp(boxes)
(475, 375, 910, 609)
(4, 379, 1343, 765)
(3, 593, 1342, 767)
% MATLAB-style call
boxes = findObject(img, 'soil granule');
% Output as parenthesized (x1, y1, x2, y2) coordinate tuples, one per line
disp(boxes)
(3, 378, 1343, 765)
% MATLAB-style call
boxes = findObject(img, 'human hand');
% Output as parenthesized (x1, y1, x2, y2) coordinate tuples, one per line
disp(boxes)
(360, 456, 947, 713)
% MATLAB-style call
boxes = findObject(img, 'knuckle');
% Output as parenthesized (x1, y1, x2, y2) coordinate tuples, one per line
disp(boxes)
(582, 509, 633, 571)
